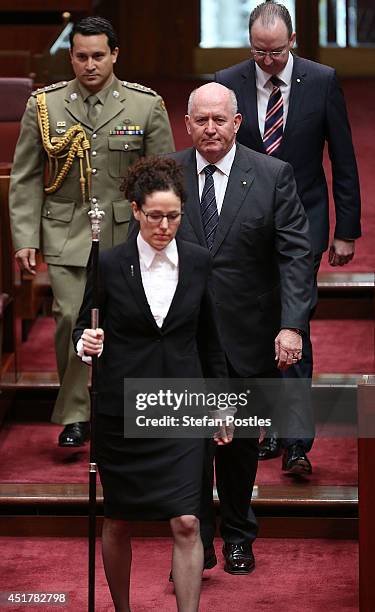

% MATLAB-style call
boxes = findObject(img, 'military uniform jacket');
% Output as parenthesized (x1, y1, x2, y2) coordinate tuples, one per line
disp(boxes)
(9, 77, 175, 266)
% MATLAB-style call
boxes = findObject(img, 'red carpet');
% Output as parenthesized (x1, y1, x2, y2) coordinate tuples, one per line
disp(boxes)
(18, 316, 375, 374)
(0, 537, 358, 611)
(319, 79, 375, 273)
(0, 422, 357, 485)
(311, 319, 374, 374)
(18, 316, 57, 372)
(257, 435, 357, 485)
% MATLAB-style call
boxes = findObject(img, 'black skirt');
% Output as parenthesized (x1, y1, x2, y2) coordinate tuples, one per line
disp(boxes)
(95, 413, 205, 521)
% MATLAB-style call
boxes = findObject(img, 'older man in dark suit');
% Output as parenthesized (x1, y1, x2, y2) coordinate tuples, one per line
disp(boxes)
(171, 82, 313, 574)
(215, 1, 361, 472)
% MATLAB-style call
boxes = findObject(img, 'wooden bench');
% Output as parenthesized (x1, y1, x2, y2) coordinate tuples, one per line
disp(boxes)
(316, 272, 374, 319)
(0, 175, 17, 381)
(0, 78, 33, 164)
(358, 376, 375, 611)
(0, 175, 51, 343)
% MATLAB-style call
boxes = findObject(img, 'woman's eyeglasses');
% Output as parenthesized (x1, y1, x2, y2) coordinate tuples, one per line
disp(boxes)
(140, 209, 184, 225)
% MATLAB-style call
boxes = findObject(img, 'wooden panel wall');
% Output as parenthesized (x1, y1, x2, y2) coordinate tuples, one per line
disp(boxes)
(0, 1, 92, 10)
(97, 0, 200, 79)
(0, 1, 374, 79)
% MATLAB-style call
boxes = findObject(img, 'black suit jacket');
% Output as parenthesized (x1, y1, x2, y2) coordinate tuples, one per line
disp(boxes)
(171, 144, 313, 377)
(73, 236, 227, 416)
(215, 56, 361, 254)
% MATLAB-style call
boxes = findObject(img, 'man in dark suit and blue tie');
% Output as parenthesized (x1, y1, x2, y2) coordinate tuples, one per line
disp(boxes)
(215, 1, 361, 473)
(171, 81, 313, 574)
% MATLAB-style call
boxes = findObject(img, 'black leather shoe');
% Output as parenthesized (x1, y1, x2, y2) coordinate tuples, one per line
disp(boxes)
(58, 422, 90, 447)
(169, 544, 217, 581)
(258, 433, 282, 460)
(222, 543, 255, 575)
(282, 443, 312, 475)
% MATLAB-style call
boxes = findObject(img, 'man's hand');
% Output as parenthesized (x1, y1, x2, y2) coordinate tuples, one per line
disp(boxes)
(15, 248, 37, 275)
(274, 329, 302, 370)
(81, 328, 104, 356)
(213, 424, 234, 445)
(328, 238, 355, 267)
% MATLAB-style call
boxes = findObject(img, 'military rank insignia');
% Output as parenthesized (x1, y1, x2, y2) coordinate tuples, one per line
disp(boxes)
(109, 125, 144, 135)
(55, 121, 67, 134)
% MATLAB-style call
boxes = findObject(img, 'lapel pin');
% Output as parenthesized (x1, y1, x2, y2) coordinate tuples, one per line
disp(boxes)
(296, 78, 301, 83)
(242, 181, 247, 186)
(130, 265, 134, 277)
(70, 92, 78, 101)
(113, 90, 119, 98)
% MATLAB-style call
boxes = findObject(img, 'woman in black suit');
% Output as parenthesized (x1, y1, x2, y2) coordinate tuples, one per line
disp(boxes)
(73, 157, 230, 612)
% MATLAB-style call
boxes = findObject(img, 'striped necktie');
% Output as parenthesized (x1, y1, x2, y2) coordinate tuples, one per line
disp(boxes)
(200, 164, 218, 250)
(263, 76, 283, 156)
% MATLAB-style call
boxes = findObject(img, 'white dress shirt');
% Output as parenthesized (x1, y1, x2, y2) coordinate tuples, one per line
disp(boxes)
(137, 232, 179, 328)
(77, 233, 179, 362)
(255, 52, 294, 137)
(196, 144, 236, 215)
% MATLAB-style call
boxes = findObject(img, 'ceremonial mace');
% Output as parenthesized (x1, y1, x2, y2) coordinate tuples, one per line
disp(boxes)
(87, 205, 105, 612)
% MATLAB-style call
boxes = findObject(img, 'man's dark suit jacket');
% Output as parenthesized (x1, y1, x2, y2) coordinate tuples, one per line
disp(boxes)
(215, 56, 361, 255)
(172, 144, 313, 377)
(73, 236, 227, 416)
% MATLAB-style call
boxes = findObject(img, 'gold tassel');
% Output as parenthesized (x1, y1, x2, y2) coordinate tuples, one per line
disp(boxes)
(36, 92, 91, 205)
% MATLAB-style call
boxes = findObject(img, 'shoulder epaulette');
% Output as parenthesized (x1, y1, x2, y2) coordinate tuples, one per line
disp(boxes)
(32, 81, 69, 96)
(121, 81, 157, 96)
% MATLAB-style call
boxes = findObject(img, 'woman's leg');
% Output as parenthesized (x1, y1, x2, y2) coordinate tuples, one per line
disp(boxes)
(170, 515, 203, 612)
(102, 518, 132, 612)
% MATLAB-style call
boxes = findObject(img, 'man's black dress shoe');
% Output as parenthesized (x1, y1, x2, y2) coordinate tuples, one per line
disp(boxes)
(169, 545, 217, 581)
(282, 443, 312, 475)
(58, 422, 90, 447)
(222, 543, 255, 575)
(258, 432, 282, 460)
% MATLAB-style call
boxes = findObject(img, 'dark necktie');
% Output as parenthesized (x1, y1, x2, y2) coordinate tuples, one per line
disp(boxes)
(86, 94, 101, 126)
(201, 164, 219, 250)
(263, 76, 283, 156)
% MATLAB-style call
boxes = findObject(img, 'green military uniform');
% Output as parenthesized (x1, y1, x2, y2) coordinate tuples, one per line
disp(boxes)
(9, 76, 175, 425)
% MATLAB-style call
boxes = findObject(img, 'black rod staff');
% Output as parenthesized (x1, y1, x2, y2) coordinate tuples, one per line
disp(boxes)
(87, 205, 105, 612)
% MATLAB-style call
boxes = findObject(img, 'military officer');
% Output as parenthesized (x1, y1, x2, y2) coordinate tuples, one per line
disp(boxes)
(9, 16, 175, 446)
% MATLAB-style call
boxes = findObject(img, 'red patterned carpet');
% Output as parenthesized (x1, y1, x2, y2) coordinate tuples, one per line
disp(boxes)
(0, 421, 357, 486)
(18, 316, 375, 374)
(0, 537, 358, 612)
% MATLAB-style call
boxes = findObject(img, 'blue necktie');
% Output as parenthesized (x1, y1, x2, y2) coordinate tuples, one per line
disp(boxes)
(201, 164, 219, 250)
(263, 76, 283, 156)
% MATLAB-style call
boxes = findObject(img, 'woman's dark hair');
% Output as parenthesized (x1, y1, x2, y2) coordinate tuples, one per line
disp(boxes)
(70, 16, 118, 52)
(122, 157, 186, 208)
